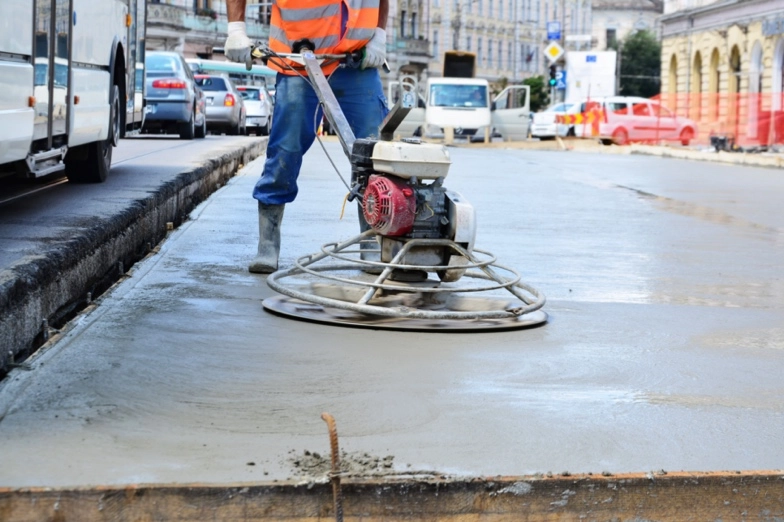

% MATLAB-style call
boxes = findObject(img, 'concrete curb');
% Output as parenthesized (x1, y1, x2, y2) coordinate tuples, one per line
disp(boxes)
(0, 140, 267, 370)
(443, 136, 784, 168)
(628, 143, 784, 168)
(1, 472, 783, 520)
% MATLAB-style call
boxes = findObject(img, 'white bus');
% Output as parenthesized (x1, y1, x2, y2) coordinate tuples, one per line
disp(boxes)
(0, 0, 146, 184)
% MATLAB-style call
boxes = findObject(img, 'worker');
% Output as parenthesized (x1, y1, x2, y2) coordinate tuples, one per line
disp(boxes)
(225, 0, 389, 273)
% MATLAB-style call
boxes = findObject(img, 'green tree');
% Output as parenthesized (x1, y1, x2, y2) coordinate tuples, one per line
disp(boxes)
(522, 75, 550, 112)
(618, 30, 661, 98)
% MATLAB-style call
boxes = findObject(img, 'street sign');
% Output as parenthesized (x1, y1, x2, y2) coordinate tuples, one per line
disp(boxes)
(543, 41, 564, 63)
(547, 21, 561, 41)
(555, 70, 567, 90)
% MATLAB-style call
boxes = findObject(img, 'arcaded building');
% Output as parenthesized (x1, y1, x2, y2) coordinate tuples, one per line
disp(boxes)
(659, 0, 784, 145)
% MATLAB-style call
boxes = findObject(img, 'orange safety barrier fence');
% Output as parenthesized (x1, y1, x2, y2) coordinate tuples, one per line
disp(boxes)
(651, 92, 784, 148)
(557, 92, 784, 148)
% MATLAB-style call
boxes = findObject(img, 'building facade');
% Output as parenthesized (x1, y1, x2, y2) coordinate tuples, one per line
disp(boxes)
(388, 0, 431, 85)
(660, 0, 784, 145)
(427, 0, 548, 88)
(146, 0, 268, 58)
(591, 0, 662, 50)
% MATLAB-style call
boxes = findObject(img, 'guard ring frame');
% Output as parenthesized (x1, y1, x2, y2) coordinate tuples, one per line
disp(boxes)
(265, 230, 547, 322)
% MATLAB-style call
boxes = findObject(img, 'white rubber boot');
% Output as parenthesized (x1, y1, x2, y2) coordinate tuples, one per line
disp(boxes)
(249, 202, 285, 274)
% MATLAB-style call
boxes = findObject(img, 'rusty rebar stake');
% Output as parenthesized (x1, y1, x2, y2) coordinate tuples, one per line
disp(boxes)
(321, 412, 343, 522)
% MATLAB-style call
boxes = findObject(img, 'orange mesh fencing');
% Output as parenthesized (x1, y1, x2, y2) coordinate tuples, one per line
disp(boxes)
(650, 92, 784, 148)
(560, 93, 784, 147)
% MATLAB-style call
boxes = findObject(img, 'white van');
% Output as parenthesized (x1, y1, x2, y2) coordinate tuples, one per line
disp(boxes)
(572, 96, 697, 146)
(389, 78, 531, 142)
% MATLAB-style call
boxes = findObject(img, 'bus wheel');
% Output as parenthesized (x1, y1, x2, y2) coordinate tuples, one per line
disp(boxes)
(66, 84, 117, 183)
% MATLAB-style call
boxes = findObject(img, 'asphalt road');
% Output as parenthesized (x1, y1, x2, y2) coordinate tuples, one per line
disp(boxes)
(1, 142, 783, 488)
(0, 136, 258, 270)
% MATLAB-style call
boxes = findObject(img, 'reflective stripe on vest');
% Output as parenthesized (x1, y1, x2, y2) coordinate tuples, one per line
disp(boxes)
(268, 0, 380, 75)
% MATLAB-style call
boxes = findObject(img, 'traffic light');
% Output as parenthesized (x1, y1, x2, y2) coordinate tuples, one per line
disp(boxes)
(548, 65, 558, 87)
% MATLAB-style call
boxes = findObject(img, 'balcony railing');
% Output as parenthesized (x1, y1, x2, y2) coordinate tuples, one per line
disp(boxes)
(395, 37, 430, 56)
(147, 3, 268, 39)
(147, 3, 185, 28)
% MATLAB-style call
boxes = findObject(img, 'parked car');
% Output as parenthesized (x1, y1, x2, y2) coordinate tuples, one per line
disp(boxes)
(531, 102, 575, 140)
(237, 85, 274, 135)
(142, 51, 206, 140)
(573, 96, 697, 146)
(194, 74, 247, 135)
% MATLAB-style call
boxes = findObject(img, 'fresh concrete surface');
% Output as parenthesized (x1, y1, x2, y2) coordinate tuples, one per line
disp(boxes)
(0, 136, 266, 368)
(0, 143, 783, 488)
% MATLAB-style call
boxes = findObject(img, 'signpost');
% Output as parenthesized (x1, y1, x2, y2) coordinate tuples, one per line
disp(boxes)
(555, 70, 567, 90)
(543, 41, 564, 63)
(547, 21, 561, 41)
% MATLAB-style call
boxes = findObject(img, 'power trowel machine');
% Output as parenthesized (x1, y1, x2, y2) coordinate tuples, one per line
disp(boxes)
(253, 42, 547, 331)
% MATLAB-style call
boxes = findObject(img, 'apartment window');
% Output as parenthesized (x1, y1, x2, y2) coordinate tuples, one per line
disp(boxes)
(488, 40, 493, 67)
(489, 0, 493, 17)
(498, 43, 503, 69)
(507, 42, 512, 71)
(400, 10, 407, 37)
(606, 28, 617, 49)
(477, 38, 483, 66)
(478, 0, 483, 16)
(411, 12, 417, 38)
(521, 44, 527, 71)
(433, 30, 439, 58)
(466, 35, 472, 52)
(499, 0, 503, 18)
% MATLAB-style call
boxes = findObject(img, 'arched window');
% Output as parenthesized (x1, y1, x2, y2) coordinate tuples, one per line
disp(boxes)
(748, 42, 762, 140)
(668, 54, 678, 112)
(773, 39, 784, 112)
(728, 45, 741, 128)
(709, 48, 720, 121)
(691, 51, 702, 120)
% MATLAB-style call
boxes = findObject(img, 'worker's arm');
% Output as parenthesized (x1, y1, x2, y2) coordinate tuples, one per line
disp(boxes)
(227, 0, 246, 22)
(225, 0, 252, 68)
(362, 0, 388, 69)
(378, 0, 388, 29)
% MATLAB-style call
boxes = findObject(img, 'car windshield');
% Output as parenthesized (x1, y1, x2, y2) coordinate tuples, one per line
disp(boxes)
(548, 103, 572, 113)
(238, 88, 260, 101)
(146, 54, 181, 73)
(429, 84, 488, 108)
(195, 76, 228, 91)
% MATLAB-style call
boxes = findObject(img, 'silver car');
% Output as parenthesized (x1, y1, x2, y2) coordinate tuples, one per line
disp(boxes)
(194, 74, 247, 135)
(143, 51, 207, 139)
(237, 85, 273, 135)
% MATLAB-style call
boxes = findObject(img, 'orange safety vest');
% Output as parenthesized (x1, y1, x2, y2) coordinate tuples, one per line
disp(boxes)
(268, 0, 380, 76)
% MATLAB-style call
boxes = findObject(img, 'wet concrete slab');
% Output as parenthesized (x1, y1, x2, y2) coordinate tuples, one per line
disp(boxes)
(0, 143, 783, 488)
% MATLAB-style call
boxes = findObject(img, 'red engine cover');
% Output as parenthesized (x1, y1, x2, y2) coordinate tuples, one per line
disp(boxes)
(362, 175, 416, 236)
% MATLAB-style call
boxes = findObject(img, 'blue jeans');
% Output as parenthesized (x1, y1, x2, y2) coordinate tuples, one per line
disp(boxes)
(253, 66, 389, 205)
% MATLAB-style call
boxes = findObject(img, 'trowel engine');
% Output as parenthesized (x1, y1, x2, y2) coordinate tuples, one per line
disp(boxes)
(349, 138, 476, 281)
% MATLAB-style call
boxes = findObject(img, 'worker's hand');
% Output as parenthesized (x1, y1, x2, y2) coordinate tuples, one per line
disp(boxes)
(361, 28, 386, 70)
(225, 21, 253, 71)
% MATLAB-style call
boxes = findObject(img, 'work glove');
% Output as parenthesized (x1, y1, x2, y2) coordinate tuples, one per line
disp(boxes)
(225, 21, 253, 71)
(361, 27, 386, 70)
